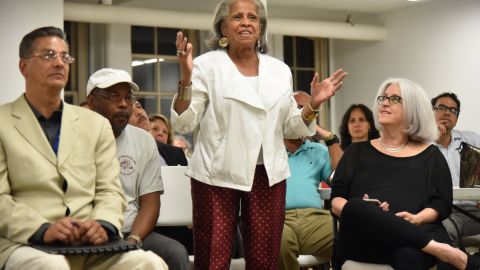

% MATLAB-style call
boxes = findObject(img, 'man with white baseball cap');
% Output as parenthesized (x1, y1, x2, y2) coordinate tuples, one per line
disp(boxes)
(86, 68, 139, 97)
(87, 68, 189, 270)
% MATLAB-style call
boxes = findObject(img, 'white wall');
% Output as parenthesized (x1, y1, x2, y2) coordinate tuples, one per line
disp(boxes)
(0, 0, 63, 105)
(331, 0, 480, 134)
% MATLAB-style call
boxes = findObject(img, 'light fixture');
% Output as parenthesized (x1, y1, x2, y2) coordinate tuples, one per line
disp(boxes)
(131, 60, 144, 67)
(144, 58, 158, 64)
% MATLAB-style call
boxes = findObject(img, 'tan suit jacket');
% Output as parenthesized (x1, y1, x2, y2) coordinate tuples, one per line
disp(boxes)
(0, 95, 126, 267)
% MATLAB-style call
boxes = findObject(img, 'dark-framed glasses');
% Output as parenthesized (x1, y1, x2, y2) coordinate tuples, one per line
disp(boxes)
(94, 90, 138, 105)
(27, 50, 75, 64)
(377, 95, 402, 105)
(433, 104, 459, 116)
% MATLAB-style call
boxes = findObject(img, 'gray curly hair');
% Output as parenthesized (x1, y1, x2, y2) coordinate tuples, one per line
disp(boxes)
(207, 0, 269, 53)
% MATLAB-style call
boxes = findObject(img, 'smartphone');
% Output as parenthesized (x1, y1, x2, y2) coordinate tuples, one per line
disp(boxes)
(364, 198, 381, 205)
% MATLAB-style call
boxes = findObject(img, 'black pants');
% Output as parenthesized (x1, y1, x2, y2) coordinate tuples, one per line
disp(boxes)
(332, 198, 456, 270)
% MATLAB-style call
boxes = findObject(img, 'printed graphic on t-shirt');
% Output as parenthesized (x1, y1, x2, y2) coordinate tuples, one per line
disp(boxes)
(118, 155, 136, 176)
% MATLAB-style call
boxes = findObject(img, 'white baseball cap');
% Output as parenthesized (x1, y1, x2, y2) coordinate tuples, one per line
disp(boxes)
(86, 68, 139, 96)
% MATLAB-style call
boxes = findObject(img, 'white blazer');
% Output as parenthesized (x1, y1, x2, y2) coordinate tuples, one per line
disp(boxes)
(171, 50, 315, 191)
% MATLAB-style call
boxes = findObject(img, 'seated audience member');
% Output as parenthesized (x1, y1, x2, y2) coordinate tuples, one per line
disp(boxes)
(147, 113, 187, 165)
(315, 103, 379, 170)
(129, 99, 151, 132)
(86, 68, 189, 270)
(128, 109, 187, 166)
(173, 134, 193, 158)
(149, 114, 173, 145)
(278, 91, 333, 270)
(331, 78, 480, 270)
(124, 77, 192, 255)
(431, 92, 480, 247)
(0, 26, 165, 270)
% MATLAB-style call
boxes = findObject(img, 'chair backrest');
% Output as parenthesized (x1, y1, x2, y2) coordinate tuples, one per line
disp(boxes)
(157, 166, 192, 226)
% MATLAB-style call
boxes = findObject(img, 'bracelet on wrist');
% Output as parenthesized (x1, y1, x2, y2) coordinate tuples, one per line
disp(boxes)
(178, 82, 192, 101)
(324, 134, 339, 146)
(308, 102, 321, 113)
(302, 110, 318, 122)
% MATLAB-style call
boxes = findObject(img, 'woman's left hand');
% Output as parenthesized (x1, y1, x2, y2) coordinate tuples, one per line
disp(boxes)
(309, 69, 348, 108)
(396, 211, 421, 226)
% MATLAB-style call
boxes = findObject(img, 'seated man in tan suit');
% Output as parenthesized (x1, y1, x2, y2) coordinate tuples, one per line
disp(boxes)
(0, 26, 167, 270)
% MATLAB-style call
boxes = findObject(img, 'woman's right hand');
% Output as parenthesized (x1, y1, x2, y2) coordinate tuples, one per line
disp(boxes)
(176, 31, 193, 86)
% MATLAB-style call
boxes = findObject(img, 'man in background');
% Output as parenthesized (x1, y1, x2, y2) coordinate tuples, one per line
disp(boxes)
(128, 99, 192, 254)
(432, 92, 480, 248)
(278, 91, 333, 270)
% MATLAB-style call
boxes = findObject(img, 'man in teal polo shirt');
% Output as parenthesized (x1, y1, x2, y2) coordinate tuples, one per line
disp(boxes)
(278, 91, 334, 270)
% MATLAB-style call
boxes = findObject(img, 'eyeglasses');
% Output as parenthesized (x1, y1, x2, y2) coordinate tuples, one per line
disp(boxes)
(94, 90, 138, 105)
(377, 95, 402, 105)
(433, 104, 459, 116)
(26, 50, 75, 64)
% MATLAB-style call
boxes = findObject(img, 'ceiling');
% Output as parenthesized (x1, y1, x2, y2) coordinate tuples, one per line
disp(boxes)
(65, 0, 430, 23)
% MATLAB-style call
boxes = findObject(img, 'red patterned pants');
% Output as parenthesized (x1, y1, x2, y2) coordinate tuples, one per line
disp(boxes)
(191, 165, 286, 270)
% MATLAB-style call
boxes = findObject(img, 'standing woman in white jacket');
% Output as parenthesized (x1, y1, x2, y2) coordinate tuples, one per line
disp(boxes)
(172, 0, 347, 269)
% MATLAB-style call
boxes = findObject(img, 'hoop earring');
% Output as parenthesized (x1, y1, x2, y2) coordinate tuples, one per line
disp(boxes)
(219, 36, 229, 48)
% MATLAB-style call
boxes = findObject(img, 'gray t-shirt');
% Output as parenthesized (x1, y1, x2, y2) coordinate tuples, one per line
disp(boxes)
(116, 125, 164, 233)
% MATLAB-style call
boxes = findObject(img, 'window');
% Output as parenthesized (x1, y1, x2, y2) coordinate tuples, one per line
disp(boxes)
(283, 35, 331, 128)
(63, 21, 78, 104)
(283, 36, 316, 93)
(131, 26, 199, 119)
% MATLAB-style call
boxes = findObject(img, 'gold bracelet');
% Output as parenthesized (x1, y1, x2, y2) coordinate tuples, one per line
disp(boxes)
(308, 102, 321, 112)
(302, 111, 318, 122)
(178, 82, 192, 101)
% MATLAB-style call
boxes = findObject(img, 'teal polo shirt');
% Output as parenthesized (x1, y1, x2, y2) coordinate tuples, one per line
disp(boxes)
(285, 140, 331, 210)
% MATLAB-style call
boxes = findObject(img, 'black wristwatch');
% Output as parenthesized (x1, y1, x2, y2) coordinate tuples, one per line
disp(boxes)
(324, 134, 340, 146)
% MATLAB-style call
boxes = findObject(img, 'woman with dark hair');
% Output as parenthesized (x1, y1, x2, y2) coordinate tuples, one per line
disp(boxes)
(338, 104, 380, 151)
(316, 104, 379, 170)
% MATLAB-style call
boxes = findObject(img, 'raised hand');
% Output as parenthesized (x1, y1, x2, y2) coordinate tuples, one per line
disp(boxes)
(175, 31, 193, 86)
(310, 69, 347, 108)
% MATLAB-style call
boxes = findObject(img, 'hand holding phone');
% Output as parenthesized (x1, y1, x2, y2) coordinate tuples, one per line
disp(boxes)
(363, 198, 381, 205)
